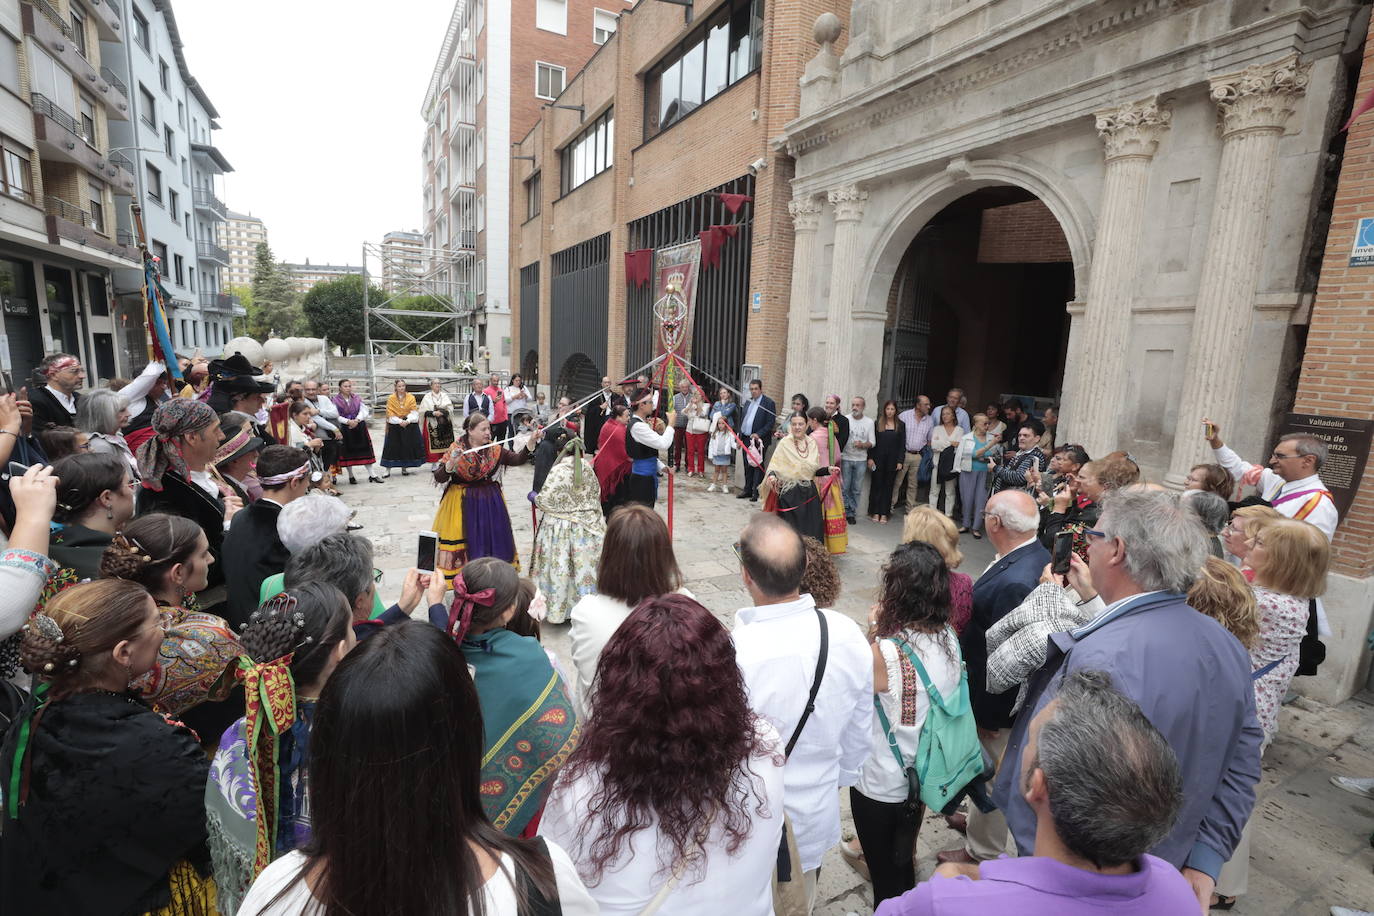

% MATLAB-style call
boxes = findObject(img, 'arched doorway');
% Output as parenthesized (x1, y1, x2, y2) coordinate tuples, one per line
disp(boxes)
(880, 187, 1073, 416)
(555, 351, 602, 401)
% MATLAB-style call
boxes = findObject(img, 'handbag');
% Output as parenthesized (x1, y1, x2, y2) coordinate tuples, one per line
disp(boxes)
(1296, 598, 1326, 676)
(688, 415, 711, 434)
(936, 446, 957, 483)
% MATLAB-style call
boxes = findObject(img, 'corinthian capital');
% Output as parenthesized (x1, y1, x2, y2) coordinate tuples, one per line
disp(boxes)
(1095, 97, 1172, 161)
(1210, 55, 1310, 137)
(828, 186, 868, 222)
(789, 196, 824, 233)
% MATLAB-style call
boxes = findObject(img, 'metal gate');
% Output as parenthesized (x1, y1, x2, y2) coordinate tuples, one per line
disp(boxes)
(551, 233, 609, 401)
(518, 262, 540, 384)
(880, 239, 934, 407)
(626, 175, 753, 392)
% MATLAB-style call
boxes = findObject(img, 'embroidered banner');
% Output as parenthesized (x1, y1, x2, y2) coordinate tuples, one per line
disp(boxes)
(652, 240, 701, 363)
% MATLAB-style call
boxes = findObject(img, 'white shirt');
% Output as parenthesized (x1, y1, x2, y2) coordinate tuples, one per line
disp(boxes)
(628, 416, 674, 451)
(120, 360, 165, 420)
(732, 593, 873, 872)
(539, 721, 785, 916)
(44, 384, 76, 414)
(1212, 444, 1337, 540)
(310, 395, 339, 436)
(239, 846, 598, 916)
(841, 415, 876, 463)
(505, 384, 531, 413)
(857, 627, 962, 803)
(569, 588, 696, 704)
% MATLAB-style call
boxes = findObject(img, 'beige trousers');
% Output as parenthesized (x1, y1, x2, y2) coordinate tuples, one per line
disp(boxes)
(966, 729, 1013, 860)
(891, 451, 922, 510)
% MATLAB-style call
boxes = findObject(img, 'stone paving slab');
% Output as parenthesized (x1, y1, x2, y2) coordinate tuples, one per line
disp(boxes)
(337, 429, 1374, 914)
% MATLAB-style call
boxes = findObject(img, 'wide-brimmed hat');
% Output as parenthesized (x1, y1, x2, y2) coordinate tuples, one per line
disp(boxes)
(617, 376, 640, 386)
(214, 411, 265, 466)
(210, 353, 275, 394)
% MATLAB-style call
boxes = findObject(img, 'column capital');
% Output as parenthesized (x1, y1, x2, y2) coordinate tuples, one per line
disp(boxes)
(788, 195, 825, 232)
(827, 185, 869, 222)
(1210, 54, 1310, 137)
(1095, 97, 1172, 161)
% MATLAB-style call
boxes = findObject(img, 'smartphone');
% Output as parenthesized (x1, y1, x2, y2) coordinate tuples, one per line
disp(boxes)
(1203, 421, 1217, 439)
(5, 461, 28, 480)
(416, 531, 438, 573)
(1052, 530, 1074, 577)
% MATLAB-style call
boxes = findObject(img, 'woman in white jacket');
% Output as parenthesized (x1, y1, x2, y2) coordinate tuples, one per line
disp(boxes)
(955, 413, 996, 538)
(927, 406, 961, 520)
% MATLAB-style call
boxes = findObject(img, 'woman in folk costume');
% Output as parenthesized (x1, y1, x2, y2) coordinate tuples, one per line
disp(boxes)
(330, 379, 383, 484)
(592, 403, 632, 517)
(204, 584, 354, 916)
(418, 377, 455, 465)
(806, 406, 848, 554)
(761, 413, 840, 547)
(380, 379, 424, 477)
(430, 557, 578, 836)
(432, 411, 541, 582)
(530, 437, 604, 625)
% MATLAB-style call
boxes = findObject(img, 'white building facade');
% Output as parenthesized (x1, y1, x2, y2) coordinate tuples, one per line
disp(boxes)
(221, 209, 266, 288)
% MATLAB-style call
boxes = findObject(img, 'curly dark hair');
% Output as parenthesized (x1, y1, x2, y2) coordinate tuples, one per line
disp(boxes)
(239, 582, 351, 687)
(873, 541, 952, 642)
(559, 594, 776, 884)
(800, 536, 840, 608)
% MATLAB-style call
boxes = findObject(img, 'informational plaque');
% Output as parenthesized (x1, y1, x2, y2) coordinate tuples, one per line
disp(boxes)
(1277, 413, 1373, 520)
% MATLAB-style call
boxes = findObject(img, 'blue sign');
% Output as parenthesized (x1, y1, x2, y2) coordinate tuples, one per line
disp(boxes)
(750, 291, 761, 313)
(1350, 218, 1374, 266)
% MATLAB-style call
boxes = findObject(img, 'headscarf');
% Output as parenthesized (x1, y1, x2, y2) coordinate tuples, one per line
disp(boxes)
(136, 399, 217, 490)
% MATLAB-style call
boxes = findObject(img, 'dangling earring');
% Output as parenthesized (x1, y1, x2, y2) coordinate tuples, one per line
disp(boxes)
(106, 505, 114, 521)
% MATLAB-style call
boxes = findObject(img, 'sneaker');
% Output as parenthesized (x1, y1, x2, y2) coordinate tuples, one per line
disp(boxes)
(1331, 908, 1374, 916)
(708, 484, 716, 492)
(722, 485, 730, 494)
(1331, 776, 1374, 799)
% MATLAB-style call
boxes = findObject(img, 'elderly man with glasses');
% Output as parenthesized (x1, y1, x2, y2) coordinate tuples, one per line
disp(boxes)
(1203, 417, 1337, 539)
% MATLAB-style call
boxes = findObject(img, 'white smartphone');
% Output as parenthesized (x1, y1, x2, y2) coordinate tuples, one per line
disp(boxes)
(417, 530, 438, 572)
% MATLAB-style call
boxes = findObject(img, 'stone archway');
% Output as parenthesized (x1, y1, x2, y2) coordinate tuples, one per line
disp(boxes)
(555, 351, 602, 402)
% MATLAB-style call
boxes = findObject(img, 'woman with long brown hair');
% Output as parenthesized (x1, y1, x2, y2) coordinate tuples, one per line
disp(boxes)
(868, 399, 905, 524)
(541, 594, 784, 913)
(1, 579, 217, 914)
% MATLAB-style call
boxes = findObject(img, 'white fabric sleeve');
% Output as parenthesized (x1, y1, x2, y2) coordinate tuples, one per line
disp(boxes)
(388, 414, 402, 425)
(312, 415, 338, 435)
(120, 360, 166, 403)
(1212, 444, 1255, 483)
(407, 410, 419, 423)
(356, 402, 371, 422)
(315, 397, 339, 420)
(629, 419, 674, 450)
(0, 550, 57, 639)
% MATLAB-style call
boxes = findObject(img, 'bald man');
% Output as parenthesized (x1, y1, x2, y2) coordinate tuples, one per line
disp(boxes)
(939, 489, 1051, 866)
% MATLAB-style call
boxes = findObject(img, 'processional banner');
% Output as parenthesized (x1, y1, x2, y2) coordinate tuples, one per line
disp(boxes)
(652, 240, 701, 364)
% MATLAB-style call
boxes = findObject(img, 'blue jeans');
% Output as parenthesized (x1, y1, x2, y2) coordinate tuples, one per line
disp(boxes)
(841, 460, 866, 518)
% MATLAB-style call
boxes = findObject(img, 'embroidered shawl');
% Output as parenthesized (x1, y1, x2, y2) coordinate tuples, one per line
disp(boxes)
(386, 391, 418, 420)
(331, 393, 362, 420)
(766, 434, 821, 493)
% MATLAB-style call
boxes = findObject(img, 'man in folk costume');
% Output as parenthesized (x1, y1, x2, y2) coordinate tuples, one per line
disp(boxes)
(28, 353, 85, 430)
(221, 445, 313, 631)
(623, 387, 674, 508)
(205, 354, 277, 444)
(1204, 419, 1337, 539)
(583, 375, 615, 455)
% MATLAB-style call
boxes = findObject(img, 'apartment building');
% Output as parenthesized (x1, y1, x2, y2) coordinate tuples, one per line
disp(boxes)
(284, 260, 361, 296)
(221, 208, 265, 288)
(102, 0, 238, 357)
(420, 0, 612, 369)
(0, 0, 144, 383)
(380, 228, 423, 293)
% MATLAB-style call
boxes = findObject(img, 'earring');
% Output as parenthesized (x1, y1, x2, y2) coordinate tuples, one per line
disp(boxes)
(106, 506, 114, 521)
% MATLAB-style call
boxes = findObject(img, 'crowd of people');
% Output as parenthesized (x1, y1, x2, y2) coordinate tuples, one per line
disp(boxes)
(0, 349, 1360, 916)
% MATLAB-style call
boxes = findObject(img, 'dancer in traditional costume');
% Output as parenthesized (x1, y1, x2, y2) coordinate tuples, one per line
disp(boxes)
(418, 378, 455, 465)
(623, 387, 673, 508)
(432, 411, 539, 581)
(807, 406, 849, 554)
(593, 404, 632, 517)
(761, 413, 839, 545)
(330, 379, 382, 484)
(380, 380, 424, 476)
(531, 438, 604, 625)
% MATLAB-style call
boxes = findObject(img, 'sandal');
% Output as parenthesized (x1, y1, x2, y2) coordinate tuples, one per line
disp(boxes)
(1210, 895, 1237, 910)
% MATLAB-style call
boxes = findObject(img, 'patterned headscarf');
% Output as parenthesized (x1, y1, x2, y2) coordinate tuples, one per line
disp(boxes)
(137, 398, 218, 490)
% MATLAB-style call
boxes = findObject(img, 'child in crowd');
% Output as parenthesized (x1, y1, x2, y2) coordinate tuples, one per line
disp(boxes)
(708, 414, 736, 493)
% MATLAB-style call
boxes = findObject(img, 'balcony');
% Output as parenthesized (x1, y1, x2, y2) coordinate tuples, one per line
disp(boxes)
(20, 2, 116, 117)
(105, 150, 135, 193)
(196, 240, 230, 265)
(98, 66, 130, 121)
(31, 93, 111, 181)
(190, 143, 234, 174)
(43, 196, 138, 263)
(86, 0, 121, 41)
(193, 189, 227, 220)
(200, 291, 239, 313)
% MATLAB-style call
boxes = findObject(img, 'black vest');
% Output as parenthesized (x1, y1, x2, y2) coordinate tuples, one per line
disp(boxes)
(626, 415, 658, 461)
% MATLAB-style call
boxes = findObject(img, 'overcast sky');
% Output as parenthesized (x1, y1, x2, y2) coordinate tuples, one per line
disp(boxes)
(173, 1, 454, 268)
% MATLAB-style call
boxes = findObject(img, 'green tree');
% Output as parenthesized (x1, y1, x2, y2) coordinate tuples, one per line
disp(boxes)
(390, 293, 455, 347)
(226, 282, 255, 338)
(249, 242, 304, 337)
(301, 274, 385, 356)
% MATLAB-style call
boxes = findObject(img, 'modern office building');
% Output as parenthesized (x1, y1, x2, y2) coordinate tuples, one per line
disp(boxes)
(0, 0, 143, 383)
(221, 208, 266, 288)
(380, 228, 423, 293)
(284, 260, 361, 295)
(420, 0, 614, 370)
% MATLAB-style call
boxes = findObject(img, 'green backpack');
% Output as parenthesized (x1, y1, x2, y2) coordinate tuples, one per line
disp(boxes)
(874, 631, 985, 814)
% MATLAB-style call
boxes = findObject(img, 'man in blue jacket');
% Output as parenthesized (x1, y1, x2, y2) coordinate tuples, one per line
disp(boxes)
(736, 378, 778, 502)
(993, 489, 1262, 913)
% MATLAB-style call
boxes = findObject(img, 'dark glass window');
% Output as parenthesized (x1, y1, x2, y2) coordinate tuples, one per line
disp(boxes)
(644, 0, 762, 141)
(559, 108, 613, 196)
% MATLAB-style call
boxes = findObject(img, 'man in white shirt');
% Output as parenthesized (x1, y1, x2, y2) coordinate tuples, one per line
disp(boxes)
(840, 396, 875, 525)
(303, 380, 339, 438)
(733, 513, 873, 912)
(945, 388, 972, 433)
(29, 352, 86, 429)
(894, 396, 934, 511)
(1203, 417, 1338, 539)
(463, 378, 492, 419)
(624, 387, 673, 507)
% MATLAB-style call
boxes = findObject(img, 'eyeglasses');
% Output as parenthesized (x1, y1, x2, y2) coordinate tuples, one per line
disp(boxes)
(1084, 529, 1108, 540)
(732, 541, 743, 562)
(373, 568, 384, 583)
(1270, 451, 1301, 461)
(145, 611, 172, 635)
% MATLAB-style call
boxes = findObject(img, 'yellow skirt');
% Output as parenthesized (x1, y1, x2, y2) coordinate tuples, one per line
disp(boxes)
(142, 859, 217, 915)
(434, 482, 467, 582)
(819, 474, 848, 555)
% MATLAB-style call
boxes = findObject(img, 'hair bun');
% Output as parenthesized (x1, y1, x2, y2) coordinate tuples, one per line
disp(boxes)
(19, 619, 82, 675)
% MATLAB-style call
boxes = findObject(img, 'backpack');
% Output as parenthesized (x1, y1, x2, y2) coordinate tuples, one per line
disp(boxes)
(875, 631, 985, 815)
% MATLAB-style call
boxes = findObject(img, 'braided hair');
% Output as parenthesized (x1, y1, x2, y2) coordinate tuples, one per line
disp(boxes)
(239, 582, 351, 688)
(99, 513, 205, 593)
(19, 579, 153, 698)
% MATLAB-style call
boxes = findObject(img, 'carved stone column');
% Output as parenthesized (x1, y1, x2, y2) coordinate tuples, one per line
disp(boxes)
(1062, 98, 1171, 458)
(1165, 56, 1309, 485)
(822, 186, 869, 399)
(783, 196, 824, 397)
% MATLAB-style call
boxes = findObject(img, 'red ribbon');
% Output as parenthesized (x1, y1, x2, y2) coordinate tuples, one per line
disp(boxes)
(447, 577, 496, 642)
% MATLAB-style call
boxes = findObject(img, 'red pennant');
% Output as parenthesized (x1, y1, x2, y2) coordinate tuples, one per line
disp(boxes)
(624, 249, 653, 288)
(1342, 86, 1374, 134)
(699, 228, 722, 269)
(718, 193, 752, 214)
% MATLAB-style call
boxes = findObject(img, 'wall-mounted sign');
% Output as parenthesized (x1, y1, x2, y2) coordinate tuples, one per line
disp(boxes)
(1277, 413, 1373, 520)
(1349, 218, 1374, 266)
(750, 291, 761, 313)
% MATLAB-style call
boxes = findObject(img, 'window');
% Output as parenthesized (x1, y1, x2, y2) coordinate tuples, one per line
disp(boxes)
(159, 58, 170, 92)
(644, 0, 762, 140)
(535, 62, 565, 101)
(535, 0, 567, 34)
(0, 136, 31, 201)
(180, 156, 189, 184)
(177, 100, 184, 127)
(559, 108, 613, 195)
(594, 9, 617, 44)
(163, 125, 174, 157)
(146, 163, 162, 204)
(188, 267, 194, 292)
(151, 240, 168, 270)
(476, 61, 485, 101)
(29, 47, 74, 113)
(86, 179, 103, 232)
(139, 84, 156, 128)
(69, 4, 87, 59)
(476, 128, 485, 168)
(525, 172, 541, 220)
(477, 194, 485, 232)
(132, 7, 150, 52)
(173, 254, 184, 286)
(78, 96, 96, 145)
(168, 189, 179, 221)
(0, 33, 18, 95)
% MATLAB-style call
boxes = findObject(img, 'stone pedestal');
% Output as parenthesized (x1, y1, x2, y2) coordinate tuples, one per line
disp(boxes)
(1165, 56, 1309, 486)
(822, 186, 868, 399)
(1062, 98, 1170, 458)
(783, 196, 824, 398)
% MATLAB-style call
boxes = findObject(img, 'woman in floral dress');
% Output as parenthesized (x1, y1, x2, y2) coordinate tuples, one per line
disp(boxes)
(530, 438, 604, 625)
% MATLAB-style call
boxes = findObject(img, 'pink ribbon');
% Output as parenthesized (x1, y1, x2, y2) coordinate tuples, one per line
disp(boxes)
(447, 576, 496, 642)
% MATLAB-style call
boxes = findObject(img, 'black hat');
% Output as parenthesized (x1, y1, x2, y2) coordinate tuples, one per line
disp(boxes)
(210, 353, 274, 394)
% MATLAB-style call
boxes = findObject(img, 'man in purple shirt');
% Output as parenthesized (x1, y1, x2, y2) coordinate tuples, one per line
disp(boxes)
(877, 669, 1198, 915)
(892, 395, 933, 511)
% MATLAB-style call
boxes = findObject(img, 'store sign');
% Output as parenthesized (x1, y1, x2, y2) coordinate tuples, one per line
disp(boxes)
(1349, 217, 1374, 266)
(1277, 413, 1373, 520)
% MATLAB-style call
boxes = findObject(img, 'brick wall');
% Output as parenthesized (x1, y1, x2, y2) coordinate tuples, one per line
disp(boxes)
(508, 0, 608, 141)
(1294, 15, 1374, 578)
(977, 200, 1072, 263)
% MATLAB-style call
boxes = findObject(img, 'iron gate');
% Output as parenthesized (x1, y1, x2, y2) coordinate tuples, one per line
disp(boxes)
(551, 234, 609, 401)
(881, 236, 934, 407)
(519, 262, 540, 384)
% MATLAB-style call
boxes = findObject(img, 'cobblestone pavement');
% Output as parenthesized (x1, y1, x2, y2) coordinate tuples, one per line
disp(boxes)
(343, 431, 1374, 915)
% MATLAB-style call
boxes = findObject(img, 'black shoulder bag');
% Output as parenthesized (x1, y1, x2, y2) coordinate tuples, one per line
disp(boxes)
(775, 608, 829, 883)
